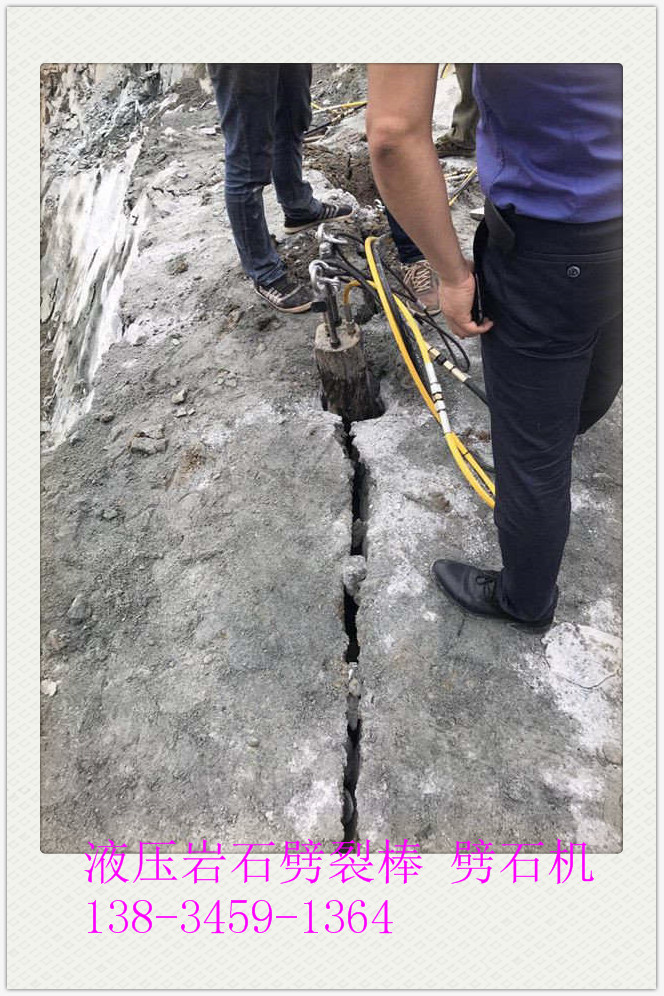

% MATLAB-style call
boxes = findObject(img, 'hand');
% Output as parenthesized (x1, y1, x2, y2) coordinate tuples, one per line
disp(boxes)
(439, 263, 494, 339)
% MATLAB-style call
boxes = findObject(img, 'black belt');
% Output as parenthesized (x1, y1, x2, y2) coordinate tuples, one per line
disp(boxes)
(482, 199, 622, 256)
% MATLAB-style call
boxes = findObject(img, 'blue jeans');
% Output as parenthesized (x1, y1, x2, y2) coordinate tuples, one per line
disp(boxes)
(208, 64, 322, 285)
(385, 208, 425, 265)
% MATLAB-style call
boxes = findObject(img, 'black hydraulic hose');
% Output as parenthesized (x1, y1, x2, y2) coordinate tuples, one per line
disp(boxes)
(371, 241, 417, 343)
(319, 238, 487, 404)
(370, 241, 431, 389)
(332, 248, 373, 285)
(462, 378, 488, 404)
(329, 244, 488, 408)
(334, 240, 426, 347)
(372, 244, 472, 373)
(425, 345, 488, 406)
(323, 252, 430, 387)
(342, 231, 471, 372)
(322, 261, 378, 305)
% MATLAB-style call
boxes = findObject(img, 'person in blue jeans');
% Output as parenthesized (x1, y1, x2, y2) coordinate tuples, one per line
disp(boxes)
(386, 208, 441, 316)
(368, 64, 622, 631)
(208, 64, 353, 314)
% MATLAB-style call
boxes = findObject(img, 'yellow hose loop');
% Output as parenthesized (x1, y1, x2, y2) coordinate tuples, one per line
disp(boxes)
(452, 437, 495, 493)
(343, 279, 442, 418)
(450, 434, 496, 502)
(391, 282, 496, 508)
(365, 239, 440, 421)
(344, 281, 469, 385)
(392, 295, 438, 374)
(447, 434, 496, 508)
(364, 236, 496, 509)
(448, 166, 478, 207)
(343, 280, 361, 306)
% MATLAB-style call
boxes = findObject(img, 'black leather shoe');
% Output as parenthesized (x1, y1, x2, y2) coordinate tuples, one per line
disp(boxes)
(431, 560, 556, 633)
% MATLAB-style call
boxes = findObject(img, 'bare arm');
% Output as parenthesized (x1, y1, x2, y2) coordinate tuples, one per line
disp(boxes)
(367, 64, 492, 338)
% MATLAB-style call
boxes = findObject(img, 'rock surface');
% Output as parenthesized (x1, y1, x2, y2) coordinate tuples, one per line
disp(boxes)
(40, 64, 622, 853)
(353, 396, 622, 852)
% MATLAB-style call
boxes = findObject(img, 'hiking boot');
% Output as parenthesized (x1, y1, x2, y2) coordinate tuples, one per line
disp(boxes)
(400, 259, 441, 316)
(436, 135, 476, 159)
(431, 560, 556, 633)
(254, 275, 313, 314)
(284, 200, 354, 234)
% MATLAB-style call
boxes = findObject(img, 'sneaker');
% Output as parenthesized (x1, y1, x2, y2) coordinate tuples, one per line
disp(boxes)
(436, 135, 476, 159)
(283, 201, 354, 235)
(431, 559, 556, 633)
(400, 259, 441, 316)
(254, 275, 313, 314)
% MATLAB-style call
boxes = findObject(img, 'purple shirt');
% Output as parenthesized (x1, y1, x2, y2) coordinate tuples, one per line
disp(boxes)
(473, 64, 623, 223)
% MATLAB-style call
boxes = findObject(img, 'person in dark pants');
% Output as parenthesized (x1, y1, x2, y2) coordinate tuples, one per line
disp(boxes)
(436, 63, 479, 157)
(367, 64, 622, 631)
(208, 64, 353, 314)
(385, 208, 441, 315)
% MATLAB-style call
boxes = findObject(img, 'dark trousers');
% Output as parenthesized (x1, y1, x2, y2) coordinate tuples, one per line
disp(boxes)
(208, 63, 321, 285)
(386, 208, 425, 265)
(475, 202, 622, 621)
(446, 63, 479, 149)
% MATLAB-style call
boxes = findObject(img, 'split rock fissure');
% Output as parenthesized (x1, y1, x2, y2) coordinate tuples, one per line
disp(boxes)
(338, 416, 370, 843)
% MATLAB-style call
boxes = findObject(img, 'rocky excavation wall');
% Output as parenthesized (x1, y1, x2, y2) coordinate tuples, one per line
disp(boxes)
(40, 64, 622, 853)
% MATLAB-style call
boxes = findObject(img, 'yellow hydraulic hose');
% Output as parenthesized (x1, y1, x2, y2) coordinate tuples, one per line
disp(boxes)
(392, 290, 495, 508)
(364, 237, 495, 509)
(448, 166, 478, 207)
(343, 281, 482, 397)
(312, 99, 367, 113)
(343, 280, 439, 420)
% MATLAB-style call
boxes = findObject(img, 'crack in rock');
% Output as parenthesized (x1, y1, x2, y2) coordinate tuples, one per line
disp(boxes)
(337, 417, 373, 844)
